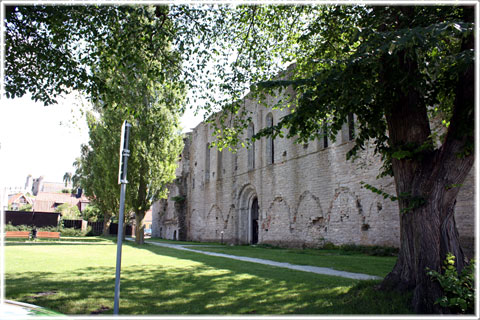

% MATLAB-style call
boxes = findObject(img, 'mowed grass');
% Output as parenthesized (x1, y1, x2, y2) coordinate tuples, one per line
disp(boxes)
(5, 240, 412, 315)
(183, 244, 396, 278)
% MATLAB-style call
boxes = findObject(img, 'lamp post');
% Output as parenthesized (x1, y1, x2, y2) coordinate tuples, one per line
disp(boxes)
(113, 120, 131, 315)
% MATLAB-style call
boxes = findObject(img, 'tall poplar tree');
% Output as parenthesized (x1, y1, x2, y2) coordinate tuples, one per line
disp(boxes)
(73, 112, 121, 236)
(70, 6, 185, 244)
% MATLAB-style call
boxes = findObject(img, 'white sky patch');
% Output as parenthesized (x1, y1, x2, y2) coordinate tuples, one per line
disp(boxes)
(0, 93, 89, 189)
(0, 92, 204, 189)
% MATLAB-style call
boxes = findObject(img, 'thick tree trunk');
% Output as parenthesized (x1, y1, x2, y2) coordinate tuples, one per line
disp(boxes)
(135, 211, 146, 244)
(379, 34, 474, 312)
(381, 173, 470, 313)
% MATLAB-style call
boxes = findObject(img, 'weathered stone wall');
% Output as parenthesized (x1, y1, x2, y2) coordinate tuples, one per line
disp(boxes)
(152, 135, 191, 241)
(152, 91, 475, 250)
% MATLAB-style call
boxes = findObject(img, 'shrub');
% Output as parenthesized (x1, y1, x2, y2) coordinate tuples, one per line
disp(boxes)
(40, 226, 60, 232)
(5, 223, 31, 231)
(59, 227, 84, 237)
(81, 205, 103, 222)
(55, 203, 81, 219)
(320, 242, 399, 257)
(84, 226, 93, 236)
(340, 244, 398, 256)
(257, 243, 281, 249)
(59, 226, 93, 237)
(427, 253, 475, 314)
(322, 242, 337, 250)
(5, 223, 91, 237)
(18, 204, 33, 211)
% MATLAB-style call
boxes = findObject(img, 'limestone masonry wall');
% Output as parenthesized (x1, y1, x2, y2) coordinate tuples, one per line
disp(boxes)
(153, 90, 475, 251)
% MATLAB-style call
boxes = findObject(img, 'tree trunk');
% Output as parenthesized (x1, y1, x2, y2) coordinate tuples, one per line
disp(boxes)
(135, 211, 146, 244)
(381, 169, 471, 313)
(102, 213, 111, 236)
(378, 35, 474, 313)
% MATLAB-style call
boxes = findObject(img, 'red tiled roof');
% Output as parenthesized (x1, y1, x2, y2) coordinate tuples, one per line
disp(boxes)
(35, 192, 88, 202)
(8, 193, 33, 206)
(32, 192, 90, 213)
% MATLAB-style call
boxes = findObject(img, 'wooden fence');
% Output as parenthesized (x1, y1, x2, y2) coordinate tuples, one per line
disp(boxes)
(6, 211, 134, 236)
(5, 211, 60, 227)
(63, 219, 82, 229)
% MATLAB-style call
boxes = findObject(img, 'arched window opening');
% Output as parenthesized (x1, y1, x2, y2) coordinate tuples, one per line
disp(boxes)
(323, 127, 328, 148)
(217, 149, 223, 179)
(247, 123, 255, 170)
(266, 113, 274, 165)
(348, 113, 355, 141)
(205, 143, 210, 182)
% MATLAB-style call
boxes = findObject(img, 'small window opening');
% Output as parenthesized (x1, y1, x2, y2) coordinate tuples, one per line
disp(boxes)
(348, 113, 355, 141)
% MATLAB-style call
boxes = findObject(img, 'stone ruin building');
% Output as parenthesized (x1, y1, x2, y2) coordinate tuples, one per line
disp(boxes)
(152, 87, 475, 253)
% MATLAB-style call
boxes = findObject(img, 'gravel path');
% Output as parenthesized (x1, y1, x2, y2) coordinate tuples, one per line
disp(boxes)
(144, 240, 381, 281)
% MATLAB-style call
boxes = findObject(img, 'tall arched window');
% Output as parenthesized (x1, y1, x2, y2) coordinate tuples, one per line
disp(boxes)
(348, 113, 355, 141)
(266, 113, 274, 165)
(234, 152, 238, 171)
(247, 123, 255, 170)
(205, 143, 210, 182)
(323, 126, 328, 149)
(217, 149, 223, 179)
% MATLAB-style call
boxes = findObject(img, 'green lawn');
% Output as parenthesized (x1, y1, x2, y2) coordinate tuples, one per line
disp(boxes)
(5, 240, 412, 315)
(181, 244, 397, 278)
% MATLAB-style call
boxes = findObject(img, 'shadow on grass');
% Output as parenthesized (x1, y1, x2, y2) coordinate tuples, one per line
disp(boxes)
(5, 241, 413, 315)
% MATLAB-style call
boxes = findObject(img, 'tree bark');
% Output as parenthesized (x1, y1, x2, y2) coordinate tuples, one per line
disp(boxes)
(102, 213, 112, 236)
(135, 211, 146, 244)
(382, 140, 473, 312)
(378, 36, 474, 313)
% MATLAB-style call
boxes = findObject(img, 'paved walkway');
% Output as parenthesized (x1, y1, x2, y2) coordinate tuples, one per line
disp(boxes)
(143, 240, 381, 281)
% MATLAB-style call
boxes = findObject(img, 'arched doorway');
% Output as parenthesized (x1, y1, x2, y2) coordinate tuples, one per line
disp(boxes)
(237, 184, 258, 244)
(251, 198, 259, 244)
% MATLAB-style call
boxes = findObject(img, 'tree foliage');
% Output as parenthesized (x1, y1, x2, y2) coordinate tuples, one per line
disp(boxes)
(427, 253, 475, 314)
(5, 5, 185, 109)
(81, 203, 103, 223)
(73, 111, 121, 235)
(70, 6, 185, 244)
(55, 203, 81, 219)
(63, 172, 72, 187)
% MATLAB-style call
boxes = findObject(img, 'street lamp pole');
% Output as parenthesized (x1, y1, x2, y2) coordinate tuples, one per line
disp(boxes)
(114, 120, 131, 315)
